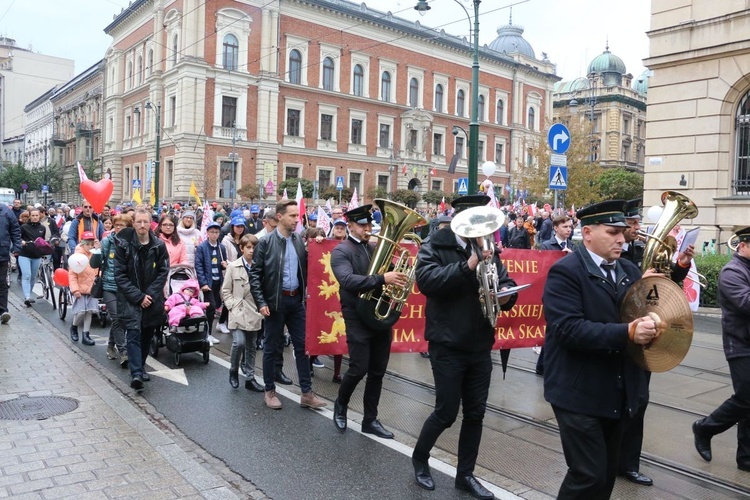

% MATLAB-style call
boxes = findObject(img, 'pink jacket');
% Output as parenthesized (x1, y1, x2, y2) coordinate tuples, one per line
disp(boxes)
(164, 279, 205, 311)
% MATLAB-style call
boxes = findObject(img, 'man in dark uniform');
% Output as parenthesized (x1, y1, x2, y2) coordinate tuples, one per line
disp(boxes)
(330, 205, 408, 438)
(543, 200, 660, 499)
(693, 226, 750, 472)
(618, 198, 694, 486)
(412, 194, 517, 500)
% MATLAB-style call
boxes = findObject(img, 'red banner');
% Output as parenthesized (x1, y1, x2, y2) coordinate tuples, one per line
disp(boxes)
(304, 240, 564, 355)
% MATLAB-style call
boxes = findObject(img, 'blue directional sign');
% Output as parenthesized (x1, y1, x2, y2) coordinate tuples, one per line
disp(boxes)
(547, 123, 571, 154)
(457, 177, 469, 195)
(41, 185, 49, 193)
(549, 166, 568, 190)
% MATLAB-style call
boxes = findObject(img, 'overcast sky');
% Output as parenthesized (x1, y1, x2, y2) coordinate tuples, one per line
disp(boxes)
(0, 0, 651, 82)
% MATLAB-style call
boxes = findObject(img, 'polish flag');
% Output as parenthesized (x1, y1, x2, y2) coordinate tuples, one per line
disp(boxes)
(349, 188, 359, 209)
(295, 182, 305, 233)
(402, 164, 407, 175)
(430, 167, 436, 176)
(317, 206, 331, 235)
(439, 196, 446, 213)
(77, 161, 88, 182)
(282, 188, 288, 200)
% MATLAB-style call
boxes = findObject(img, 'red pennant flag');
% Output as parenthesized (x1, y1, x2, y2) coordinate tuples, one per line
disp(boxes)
(439, 196, 445, 213)
(430, 168, 436, 176)
(402, 163, 407, 175)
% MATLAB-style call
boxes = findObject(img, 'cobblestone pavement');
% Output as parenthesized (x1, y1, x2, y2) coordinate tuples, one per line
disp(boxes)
(0, 294, 268, 499)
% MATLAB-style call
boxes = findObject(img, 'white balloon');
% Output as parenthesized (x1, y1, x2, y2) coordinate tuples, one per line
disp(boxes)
(481, 161, 497, 178)
(68, 253, 88, 274)
(646, 205, 663, 223)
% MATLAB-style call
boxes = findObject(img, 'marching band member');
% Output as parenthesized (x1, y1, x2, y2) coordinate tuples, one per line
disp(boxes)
(412, 194, 517, 500)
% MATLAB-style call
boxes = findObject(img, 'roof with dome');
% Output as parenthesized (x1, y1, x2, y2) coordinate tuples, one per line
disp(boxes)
(588, 45, 627, 75)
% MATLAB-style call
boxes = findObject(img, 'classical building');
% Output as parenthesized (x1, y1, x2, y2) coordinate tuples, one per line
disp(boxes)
(50, 60, 105, 203)
(552, 46, 648, 172)
(24, 87, 57, 171)
(645, 2, 750, 247)
(100, 0, 558, 206)
(0, 37, 75, 160)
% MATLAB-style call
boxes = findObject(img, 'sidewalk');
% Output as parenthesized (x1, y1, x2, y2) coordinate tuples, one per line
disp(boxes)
(0, 293, 264, 499)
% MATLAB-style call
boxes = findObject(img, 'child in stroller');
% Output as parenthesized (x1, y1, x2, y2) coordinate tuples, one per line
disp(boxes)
(164, 279, 209, 333)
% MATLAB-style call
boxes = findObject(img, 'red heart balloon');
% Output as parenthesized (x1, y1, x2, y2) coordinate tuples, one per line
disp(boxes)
(80, 179, 114, 213)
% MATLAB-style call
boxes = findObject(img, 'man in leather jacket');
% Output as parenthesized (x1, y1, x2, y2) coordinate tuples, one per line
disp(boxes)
(249, 200, 326, 411)
(114, 208, 169, 392)
(411, 194, 517, 499)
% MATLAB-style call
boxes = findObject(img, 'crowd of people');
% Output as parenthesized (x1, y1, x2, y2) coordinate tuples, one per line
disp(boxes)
(0, 193, 746, 500)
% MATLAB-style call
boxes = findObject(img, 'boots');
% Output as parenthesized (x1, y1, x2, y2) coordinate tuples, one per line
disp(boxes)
(70, 325, 79, 342)
(229, 370, 239, 388)
(81, 332, 95, 346)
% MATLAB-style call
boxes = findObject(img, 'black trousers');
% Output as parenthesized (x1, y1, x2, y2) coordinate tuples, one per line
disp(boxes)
(413, 343, 492, 476)
(619, 371, 651, 473)
(0, 259, 8, 314)
(553, 405, 625, 500)
(336, 317, 392, 423)
(205, 280, 227, 332)
(700, 355, 750, 465)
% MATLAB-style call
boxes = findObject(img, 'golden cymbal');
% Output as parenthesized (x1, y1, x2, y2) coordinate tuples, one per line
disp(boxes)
(620, 276, 693, 372)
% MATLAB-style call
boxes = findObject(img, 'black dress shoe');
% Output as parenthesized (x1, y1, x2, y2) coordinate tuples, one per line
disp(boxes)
(130, 376, 144, 392)
(412, 457, 435, 491)
(141, 372, 151, 382)
(229, 371, 239, 388)
(245, 378, 264, 392)
(361, 419, 394, 439)
(455, 475, 494, 500)
(333, 399, 347, 432)
(738, 462, 750, 472)
(693, 420, 712, 462)
(275, 372, 293, 385)
(81, 332, 95, 346)
(620, 470, 653, 486)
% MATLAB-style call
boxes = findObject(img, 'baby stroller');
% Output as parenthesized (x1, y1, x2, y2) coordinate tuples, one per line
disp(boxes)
(150, 265, 210, 366)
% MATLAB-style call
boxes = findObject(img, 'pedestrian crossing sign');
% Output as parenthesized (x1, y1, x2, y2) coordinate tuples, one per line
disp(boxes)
(549, 166, 567, 190)
(336, 176, 345, 191)
(457, 177, 469, 195)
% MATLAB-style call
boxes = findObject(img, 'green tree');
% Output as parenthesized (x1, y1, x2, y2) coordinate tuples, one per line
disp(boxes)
(422, 189, 446, 206)
(277, 178, 314, 198)
(366, 185, 388, 201)
(391, 189, 421, 208)
(597, 168, 644, 200)
(29, 163, 64, 194)
(0, 162, 29, 196)
(238, 183, 262, 202)
(319, 185, 353, 204)
(82, 161, 101, 181)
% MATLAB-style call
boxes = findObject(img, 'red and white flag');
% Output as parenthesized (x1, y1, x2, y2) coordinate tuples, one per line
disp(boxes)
(325, 198, 332, 213)
(317, 206, 331, 235)
(402, 164, 407, 175)
(77, 161, 88, 183)
(282, 188, 289, 200)
(200, 202, 213, 239)
(295, 182, 306, 233)
(349, 188, 359, 209)
(430, 167, 436, 176)
(439, 196, 446, 213)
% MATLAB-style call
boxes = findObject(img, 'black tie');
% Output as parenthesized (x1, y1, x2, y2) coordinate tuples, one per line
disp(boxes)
(560, 241, 566, 250)
(600, 262, 616, 284)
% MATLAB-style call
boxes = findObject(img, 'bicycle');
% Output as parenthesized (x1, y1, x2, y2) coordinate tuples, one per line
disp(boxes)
(37, 254, 57, 310)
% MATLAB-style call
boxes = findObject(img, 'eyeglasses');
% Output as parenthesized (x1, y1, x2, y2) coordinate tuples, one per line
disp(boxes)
(82, 205, 92, 209)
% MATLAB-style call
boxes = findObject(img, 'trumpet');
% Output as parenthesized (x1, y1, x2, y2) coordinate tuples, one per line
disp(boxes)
(450, 205, 506, 327)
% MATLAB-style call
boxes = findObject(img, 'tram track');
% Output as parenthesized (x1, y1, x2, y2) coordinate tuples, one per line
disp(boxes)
(385, 362, 750, 498)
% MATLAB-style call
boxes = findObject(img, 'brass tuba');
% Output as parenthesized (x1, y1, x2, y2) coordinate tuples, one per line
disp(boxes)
(638, 191, 698, 277)
(622, 190, 699, 372)
(728, 232, 742, 252)
(356, 199, 427, 330)
(450, 205, 506, 327)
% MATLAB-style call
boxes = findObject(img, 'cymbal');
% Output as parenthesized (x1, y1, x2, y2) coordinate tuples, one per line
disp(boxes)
(620, 276, 693, 372)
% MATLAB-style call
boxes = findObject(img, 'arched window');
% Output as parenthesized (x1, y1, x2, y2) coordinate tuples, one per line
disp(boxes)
(147, 49, 154, 76)
(409, 77, 419, 108)
(126, 62, 133, 89)
(353, 64, 364, 97)
(222, 34, 239, 71)
(288, 49, 302, 84)
(735, 91, 750, 195)
(528, 107, 536, 130)
(136, 56, 143, 85)
(381, 71, 391, 102)
(496, 99, 504, 125)
(434, 84, 443, 113)
(172, 34, 178, 66)
(478, 94, 485, 121)
(322, 57, 335, 90)
(457, 89, 465, 117)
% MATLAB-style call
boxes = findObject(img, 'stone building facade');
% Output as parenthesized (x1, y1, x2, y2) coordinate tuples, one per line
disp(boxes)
(100, 0, 558, 206)
(644, 2, 750, 246)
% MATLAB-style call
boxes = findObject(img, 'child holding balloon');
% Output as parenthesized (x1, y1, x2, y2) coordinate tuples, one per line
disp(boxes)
(67, 231, 101, 346)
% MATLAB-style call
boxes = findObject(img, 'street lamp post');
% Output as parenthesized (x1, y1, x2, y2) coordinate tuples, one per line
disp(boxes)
(416, 0, 481, 194)
(145, 102, 161, 210)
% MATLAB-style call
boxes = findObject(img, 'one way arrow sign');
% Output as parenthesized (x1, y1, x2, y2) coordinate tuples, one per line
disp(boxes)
(547, 123, 571, 154)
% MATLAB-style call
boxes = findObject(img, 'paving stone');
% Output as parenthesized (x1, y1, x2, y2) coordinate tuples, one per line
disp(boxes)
(19, 450, 60, 463)
(27, 465, 70, 481)
(51, 470, 97, 486)
(0, 473, 24, 488)
(3, 459, 47, 475)
(8, 478, 55, 495)
(38, 482, 89, 499)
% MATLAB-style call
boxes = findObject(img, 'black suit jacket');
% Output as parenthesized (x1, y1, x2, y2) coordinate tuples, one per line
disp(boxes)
(539, 237, 574, 251)
(542, 247, 644, 419)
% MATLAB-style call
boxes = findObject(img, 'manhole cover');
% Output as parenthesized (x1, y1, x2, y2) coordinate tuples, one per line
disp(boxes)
(0, 396, 79, 420)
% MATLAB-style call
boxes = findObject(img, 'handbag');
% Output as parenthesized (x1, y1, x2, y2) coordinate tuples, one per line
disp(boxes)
(33, 237, 55, 256)
(90, 269, 104, 299)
